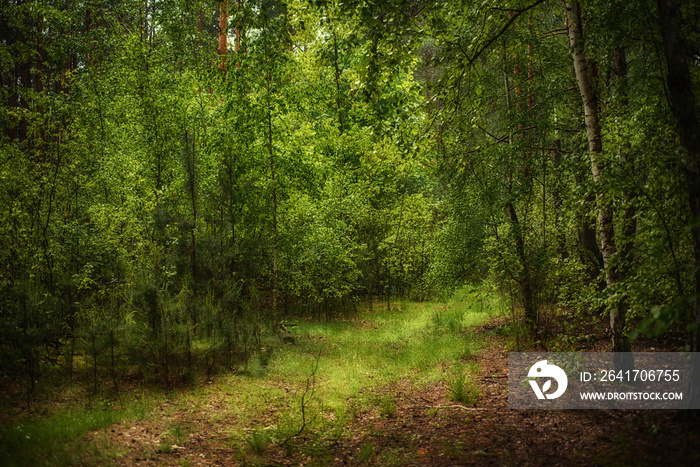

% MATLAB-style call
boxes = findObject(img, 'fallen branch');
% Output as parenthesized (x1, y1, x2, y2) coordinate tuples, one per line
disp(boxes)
(428, 404, 484, 411)
(279, 350, 321, 446)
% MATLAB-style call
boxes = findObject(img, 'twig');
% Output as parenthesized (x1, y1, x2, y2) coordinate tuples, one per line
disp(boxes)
(466, 0, 548, 66)
(400, 395, 485, 412)
(279, 350, 321, 446)
(428, 404, 484, 411)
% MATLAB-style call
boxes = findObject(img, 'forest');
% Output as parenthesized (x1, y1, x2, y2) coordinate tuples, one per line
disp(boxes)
(1, 0, 700, 465)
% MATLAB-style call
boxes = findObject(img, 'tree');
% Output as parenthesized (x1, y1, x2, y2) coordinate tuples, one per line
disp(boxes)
(656, 0, 700, 352)
(219, 1, 228, 72)
(656, 0, 700, 411)
(565, 1, 629, 352)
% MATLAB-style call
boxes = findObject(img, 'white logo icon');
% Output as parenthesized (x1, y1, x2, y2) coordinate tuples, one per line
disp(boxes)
(528, 360, 568, 400)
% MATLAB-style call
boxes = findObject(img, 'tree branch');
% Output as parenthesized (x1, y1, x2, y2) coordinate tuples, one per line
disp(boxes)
(466, 0, 549, 66)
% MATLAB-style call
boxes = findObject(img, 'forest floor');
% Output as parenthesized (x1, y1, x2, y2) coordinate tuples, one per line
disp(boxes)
(2, 293, 700, 466)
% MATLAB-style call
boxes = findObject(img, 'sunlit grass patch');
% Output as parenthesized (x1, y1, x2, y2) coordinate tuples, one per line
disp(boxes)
(210, 292, 495, 461)
(432, 286, 503, 332)
(263, 288, 500, 412)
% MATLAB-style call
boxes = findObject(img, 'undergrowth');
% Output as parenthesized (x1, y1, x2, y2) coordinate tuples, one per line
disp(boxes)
(0, 286, 503, 465)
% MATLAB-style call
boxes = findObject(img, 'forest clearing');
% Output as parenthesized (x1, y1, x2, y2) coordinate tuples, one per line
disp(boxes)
(2, 290, 698, 466)
(2, 0, 700, 465)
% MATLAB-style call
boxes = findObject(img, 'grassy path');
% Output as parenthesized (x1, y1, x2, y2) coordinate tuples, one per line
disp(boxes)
(5, 289, 699, 465)
(1, 288, 503, 466)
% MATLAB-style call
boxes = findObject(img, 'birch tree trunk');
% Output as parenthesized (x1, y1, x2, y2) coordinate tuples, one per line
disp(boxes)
(565, 1, 629, 353)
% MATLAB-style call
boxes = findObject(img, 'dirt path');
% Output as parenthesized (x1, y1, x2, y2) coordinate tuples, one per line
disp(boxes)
(85, 319, 700, 466)
(320, 344, 699, 466)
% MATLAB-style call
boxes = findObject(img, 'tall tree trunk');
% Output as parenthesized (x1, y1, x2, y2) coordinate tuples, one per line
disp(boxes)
(262, 14, 279, 316)
(503, 41, 538, 326)
(234, 0, 241, 68)
(185, 130, 198, 291)
(575, 169, 604, 282)
(551, 140, 567, 259)
(218, 1, 228, 72)
(614, 46, 637, 326)
(656, 0, 700, 411)
(571, 92, 603, 282)
(332, 29, 344, 134)
(35, 36, 43, 94)
(269, 101, 278, 316)
(613, 46, 636, 370)
(507, 202, 538, 325)
(62, 0, 73, 95)
(566, 2, 628, 353)
(20, 56, 29, 141)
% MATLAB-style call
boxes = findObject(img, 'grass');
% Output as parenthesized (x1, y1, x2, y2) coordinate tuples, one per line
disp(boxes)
(159, 421, 188, 452)
(447, 365, 480, 405)
(169, 422, 187, 444)
(379, 394, 397, 418)
(246, 430, 271, 454)
(272, 289, 498, 405)
(0, 286, 503, 465)
(0, 396, 151, 466)
(356, 440, 376, 463)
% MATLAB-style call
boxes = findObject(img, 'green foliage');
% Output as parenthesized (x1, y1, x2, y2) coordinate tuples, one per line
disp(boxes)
(167, 422, 187, 445)
(447, 366, 479, 406)
(356, 441, 376, 463)
(432, 307, 464, 333)
(0, 0, 441, 396)
(0, 0, 697, 407)
(246, 430, 271, 454)
(378, 394, 397, 418)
